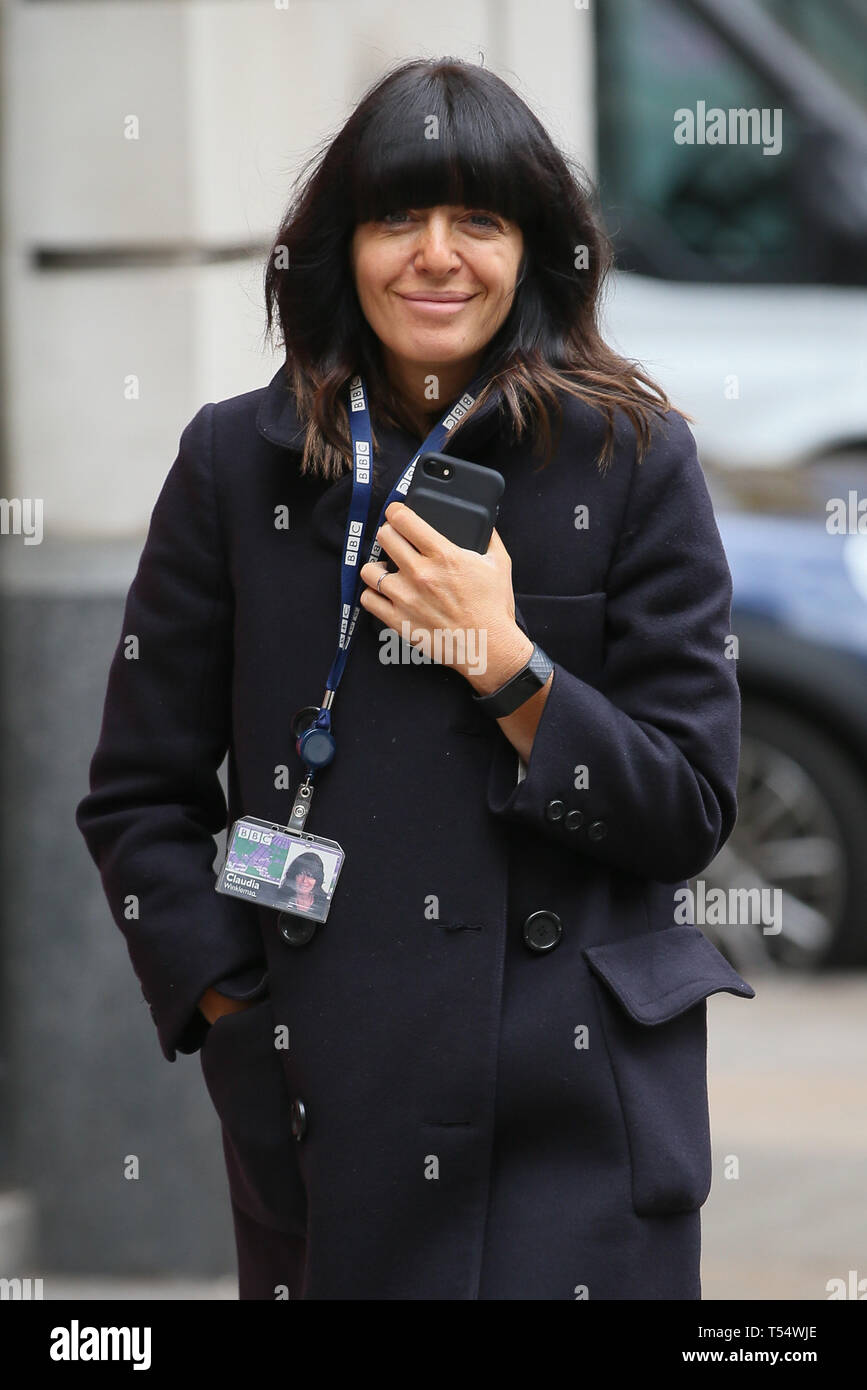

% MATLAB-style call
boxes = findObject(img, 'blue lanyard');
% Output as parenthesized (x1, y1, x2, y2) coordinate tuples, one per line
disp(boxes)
(303, 371, 488, 761)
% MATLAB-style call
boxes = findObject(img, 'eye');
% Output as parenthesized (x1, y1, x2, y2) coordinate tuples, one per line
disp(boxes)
(465, 211, 501, 229)
(380, 209, 412, 225)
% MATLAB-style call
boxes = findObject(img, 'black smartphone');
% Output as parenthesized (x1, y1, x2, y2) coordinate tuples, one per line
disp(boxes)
(383, 452, 505, 572)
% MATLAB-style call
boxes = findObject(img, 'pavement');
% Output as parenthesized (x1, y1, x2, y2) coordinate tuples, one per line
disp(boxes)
(28, 974, 867, 1301)
(701, 971, 867, 1301)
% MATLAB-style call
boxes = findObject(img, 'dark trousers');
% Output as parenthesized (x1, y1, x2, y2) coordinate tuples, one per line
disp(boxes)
(231, 1200, 307, 1300)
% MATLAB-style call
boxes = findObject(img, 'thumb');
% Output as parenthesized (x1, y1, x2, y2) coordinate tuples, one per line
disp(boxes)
(486, 526, 513, 573)
(487, 525, 508, 557)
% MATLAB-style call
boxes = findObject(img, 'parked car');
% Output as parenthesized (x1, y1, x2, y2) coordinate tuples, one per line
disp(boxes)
(696, 499, 867, 971)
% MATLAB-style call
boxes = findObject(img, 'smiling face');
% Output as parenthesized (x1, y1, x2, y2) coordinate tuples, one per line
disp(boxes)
(294, 872, 317, 893)
(350, 205, 524, 406)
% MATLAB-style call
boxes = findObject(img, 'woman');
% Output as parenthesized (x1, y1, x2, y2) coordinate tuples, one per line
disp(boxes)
(281, 852, 330, 918)
(76, 57, 754, 1300)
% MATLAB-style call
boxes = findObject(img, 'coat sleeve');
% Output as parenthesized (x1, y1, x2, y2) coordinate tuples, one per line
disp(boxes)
(75, 403, 267, 1062)
(486, 412, 740, 884)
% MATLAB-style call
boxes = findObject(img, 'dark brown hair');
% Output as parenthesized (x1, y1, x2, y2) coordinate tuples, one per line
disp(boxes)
(262, 56, 684, 480)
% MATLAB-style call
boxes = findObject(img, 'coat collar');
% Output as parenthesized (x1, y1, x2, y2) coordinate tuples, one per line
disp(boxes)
(255, 365, 507, 457)
(256, 366, 510, 557)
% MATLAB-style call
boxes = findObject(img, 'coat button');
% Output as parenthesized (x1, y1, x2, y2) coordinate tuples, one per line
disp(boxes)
(545, 800, 566, 822)
(522, 910, 563, 953)
(587, 819, 608, 841)
(279, 912, 317, 946)
(565, 810, 584, 830)
(290, 1098, 307, 1140)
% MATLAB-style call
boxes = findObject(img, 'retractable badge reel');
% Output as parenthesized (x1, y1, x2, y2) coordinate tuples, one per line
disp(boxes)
(292, 704, 336, 770)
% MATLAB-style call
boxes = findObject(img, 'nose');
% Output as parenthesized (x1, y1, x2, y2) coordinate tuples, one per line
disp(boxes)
(413, 211, 461, 273)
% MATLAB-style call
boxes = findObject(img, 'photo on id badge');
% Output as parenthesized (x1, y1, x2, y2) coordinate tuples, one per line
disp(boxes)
(280, 842, 342, 919)
(219, 817, 344, 924)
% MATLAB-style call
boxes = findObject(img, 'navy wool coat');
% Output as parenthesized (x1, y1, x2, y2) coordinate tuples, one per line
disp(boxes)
(76, 366, 754, 1300)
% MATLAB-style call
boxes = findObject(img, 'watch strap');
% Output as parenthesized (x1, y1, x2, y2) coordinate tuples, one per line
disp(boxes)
(472, 643, 554, 718)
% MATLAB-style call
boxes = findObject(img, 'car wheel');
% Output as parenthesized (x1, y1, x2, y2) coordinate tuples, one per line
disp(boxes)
(696, 698, 867, 971)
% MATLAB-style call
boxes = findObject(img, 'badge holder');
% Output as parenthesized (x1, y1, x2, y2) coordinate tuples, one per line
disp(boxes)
(216, 707, 344, 944)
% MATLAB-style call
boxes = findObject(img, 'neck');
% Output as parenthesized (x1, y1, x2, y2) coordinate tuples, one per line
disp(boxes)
(382, 349, 484, 425)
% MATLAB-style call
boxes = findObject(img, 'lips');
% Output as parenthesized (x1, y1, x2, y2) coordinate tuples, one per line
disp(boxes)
(397, 292, 476, 314)
(399, 293, 475, 302)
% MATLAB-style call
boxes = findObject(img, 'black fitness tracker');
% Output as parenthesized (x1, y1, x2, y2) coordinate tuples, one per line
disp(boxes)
(472, 642, 554, 718)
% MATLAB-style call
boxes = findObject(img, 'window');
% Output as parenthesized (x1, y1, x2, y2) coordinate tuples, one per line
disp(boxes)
(595, 0, 867, 285)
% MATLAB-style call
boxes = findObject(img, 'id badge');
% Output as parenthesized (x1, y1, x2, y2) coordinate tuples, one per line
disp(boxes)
(216, 815, 345, 925)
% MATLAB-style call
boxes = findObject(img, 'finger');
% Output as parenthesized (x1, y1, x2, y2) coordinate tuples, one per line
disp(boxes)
(373, 520, 422, 570)
(361, 560, 407, 609)
(384, 500, 451, 558)
(359, 558, 389, 589)
(358, 582, 398, 620)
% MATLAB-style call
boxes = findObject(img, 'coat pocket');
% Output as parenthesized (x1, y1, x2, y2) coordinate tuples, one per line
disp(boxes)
(583, 925, 754, 1217)
(200, 998, 307, 1237)
(513, 591, 606, 686)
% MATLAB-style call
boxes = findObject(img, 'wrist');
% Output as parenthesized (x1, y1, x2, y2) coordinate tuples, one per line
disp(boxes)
(464, 626, 535, 695)
(471, 638, 554, 720)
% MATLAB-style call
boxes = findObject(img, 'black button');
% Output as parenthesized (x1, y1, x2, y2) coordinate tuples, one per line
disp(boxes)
(587, 820, 608, 842)
(279, 912, 317, 946)
(290, 1098, 307, 1141)
(565, 810, 584, 830)
(522, 910, 563, 953)
(545, 800, 566, 823)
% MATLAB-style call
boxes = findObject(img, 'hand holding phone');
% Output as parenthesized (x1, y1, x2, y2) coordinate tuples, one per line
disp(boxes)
(383, 452, 505, 572)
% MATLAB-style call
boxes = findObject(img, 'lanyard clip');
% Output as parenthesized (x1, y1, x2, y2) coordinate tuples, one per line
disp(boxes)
(289, 774, 315, 832)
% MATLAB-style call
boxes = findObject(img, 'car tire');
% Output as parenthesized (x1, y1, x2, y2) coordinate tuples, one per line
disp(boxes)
(702, 697, 867, 969)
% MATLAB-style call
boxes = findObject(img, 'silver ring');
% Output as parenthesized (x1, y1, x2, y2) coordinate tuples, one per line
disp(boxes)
(376, 570, 388, 595)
